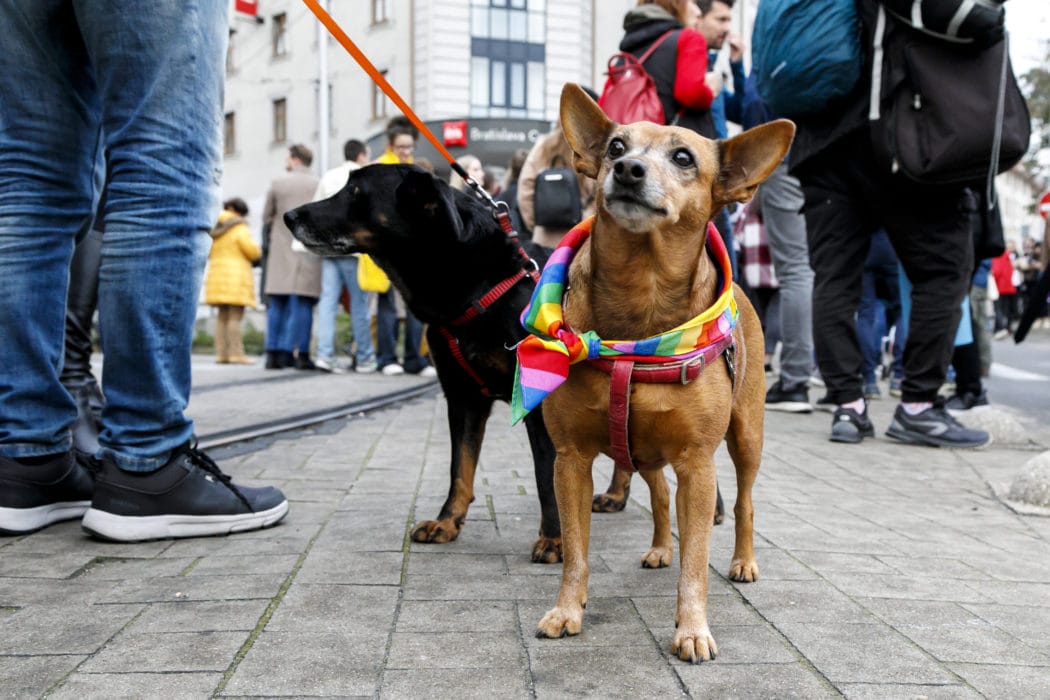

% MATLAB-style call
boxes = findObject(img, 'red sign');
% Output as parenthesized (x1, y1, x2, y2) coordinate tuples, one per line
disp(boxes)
(1040, 191, 1050, 220)
(443, 120, 468, 148)
(235, 0, 258, 16)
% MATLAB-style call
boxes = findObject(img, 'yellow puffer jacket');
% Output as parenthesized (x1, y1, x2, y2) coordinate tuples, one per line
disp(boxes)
(204, 211, 262, 307)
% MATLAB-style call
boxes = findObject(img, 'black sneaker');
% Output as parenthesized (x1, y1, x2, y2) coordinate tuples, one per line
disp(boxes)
(0, 451, 94, 535)
(765, 379, 812, 413)
(945, 390, 989, 413)
(830, 405, 875, 444)
(82, 442, 288, 542)
(814, 393, 836, 413)
(885, 399, 991, 448)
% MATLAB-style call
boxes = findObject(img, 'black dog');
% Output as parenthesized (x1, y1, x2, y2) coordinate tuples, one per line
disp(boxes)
(285, 164, 563, 562)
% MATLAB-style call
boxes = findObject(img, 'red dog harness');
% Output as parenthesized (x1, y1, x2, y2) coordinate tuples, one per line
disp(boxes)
(589, 335, 736, 473)
(439, 267, 536, 398)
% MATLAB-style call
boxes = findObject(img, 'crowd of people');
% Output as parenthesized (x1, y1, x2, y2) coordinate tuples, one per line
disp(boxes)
(2, 0, 1046, 540)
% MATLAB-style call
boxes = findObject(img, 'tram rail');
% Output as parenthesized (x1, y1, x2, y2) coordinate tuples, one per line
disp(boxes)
(195, 380, 439, 449)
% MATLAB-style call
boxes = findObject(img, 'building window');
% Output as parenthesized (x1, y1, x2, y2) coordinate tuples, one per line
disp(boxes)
(224, 112, 236, 155)
(469, 0, 545, 118)
(272, 13, 288, 58)
(226, 29, 235, 74)
(372, 70, 390, 120)
(273, 98, 287, 143)
(372, 0, 389, 25)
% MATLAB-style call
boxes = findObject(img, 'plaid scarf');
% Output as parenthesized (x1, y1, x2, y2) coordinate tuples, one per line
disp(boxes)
(511, 217, 738, 423)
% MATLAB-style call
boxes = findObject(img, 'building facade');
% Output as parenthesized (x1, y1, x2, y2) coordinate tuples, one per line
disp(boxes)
(222, 0, 643, 222)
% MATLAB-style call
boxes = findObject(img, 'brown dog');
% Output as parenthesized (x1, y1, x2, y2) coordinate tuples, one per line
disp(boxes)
(533, 84, 794, 663)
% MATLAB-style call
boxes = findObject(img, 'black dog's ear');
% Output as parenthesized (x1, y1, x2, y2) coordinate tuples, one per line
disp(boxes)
(394, 168, 463, 238)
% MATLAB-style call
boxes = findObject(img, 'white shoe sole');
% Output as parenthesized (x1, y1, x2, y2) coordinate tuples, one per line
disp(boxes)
(81, 500, 289, 542)
(0, 501, 90, 535)
(765, 401, 813, 413)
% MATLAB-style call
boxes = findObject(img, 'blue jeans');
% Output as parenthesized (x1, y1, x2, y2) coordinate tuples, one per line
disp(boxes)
(266, 295, 316, 355)
(0, 1, 227, 470)
(376, 292, 429, 373)
(858, 230, 903, 384)
(317, 257, 375, 365)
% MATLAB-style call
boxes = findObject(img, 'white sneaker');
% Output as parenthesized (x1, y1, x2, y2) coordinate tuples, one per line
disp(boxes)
(356, 360, 378, 374)
(381, 363, 405, 376)
(420, 366, 438, 378)
(314, 356, 346, 374)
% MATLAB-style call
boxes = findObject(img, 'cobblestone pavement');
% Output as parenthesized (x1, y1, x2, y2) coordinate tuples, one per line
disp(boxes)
(2, 361, 1049, 698)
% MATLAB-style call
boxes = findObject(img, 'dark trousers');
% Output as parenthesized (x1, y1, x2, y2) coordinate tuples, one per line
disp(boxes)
(796, 130, 973, 404)
(376, 291, 427, 373)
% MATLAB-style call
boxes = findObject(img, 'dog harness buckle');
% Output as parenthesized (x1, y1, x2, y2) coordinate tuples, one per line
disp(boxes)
(682, 354, 703, 385)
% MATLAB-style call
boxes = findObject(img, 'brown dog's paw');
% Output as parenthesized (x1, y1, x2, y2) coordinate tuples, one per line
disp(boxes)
(410, 519, 461, 544)
(536, 606, 583, 639)
(531, 536, 562, 564)
(640, 546, 673, 569)
(671, 626, 718, 664)
(728, 558, 760, 583)
(591, 492, 628, 513)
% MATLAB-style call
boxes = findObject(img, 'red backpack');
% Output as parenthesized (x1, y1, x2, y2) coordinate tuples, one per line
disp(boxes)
(597, 30, 678, 125)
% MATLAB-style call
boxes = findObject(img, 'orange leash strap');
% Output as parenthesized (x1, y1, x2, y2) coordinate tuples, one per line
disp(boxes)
(302, 0, 468, 180)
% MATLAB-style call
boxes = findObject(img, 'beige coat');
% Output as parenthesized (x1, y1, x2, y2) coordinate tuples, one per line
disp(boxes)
(263, 165, 322, 298)
(518, 125, 597, 248)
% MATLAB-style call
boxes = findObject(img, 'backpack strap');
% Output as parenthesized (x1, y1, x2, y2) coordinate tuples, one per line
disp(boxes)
(637, 29, 677, 65)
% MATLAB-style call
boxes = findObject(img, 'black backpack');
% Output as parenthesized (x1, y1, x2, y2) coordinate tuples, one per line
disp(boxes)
(533, 156, 582, 229)
(869, 0, 1030, 186)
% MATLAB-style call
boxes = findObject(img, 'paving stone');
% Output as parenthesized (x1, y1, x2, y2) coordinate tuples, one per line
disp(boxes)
(75, 556, 198, 581)
(296, 549, 406, 585)
(791, 550, 900, 576)
(837, 682, 980, 699)
(960, 602, 1050, 654)
(675, 662, 838, 698)
(734, 580, 872, 624)
(0, 552, 97, 579)
(776, 623, 957, 685)
(100, 573, 285, 604)
(650, 624, 799, 665)
(517, 598, 651, 648)
(0, 603, 142, 654)
(79, 630, 248, 673)
(947, 662, 1050, 697)
(380, 668, 531, 700)
(396, 599, 519, 633)
(632, 594, 768, 628)
(223, 630, 384, 696)
(129, 599, 269, 634)
(818, 572, 992, 604)
(265, 583, 399, 632)
(50, 672, 222, 699)
(402, 573, 556, 601)
(527, 644, 686, 698)
(0, 654, 85, 697)
(387, 631, 525, 669)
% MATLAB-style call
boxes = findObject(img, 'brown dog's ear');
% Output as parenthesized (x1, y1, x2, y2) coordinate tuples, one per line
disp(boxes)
(714, 119, 796, 207)
(559, 83, 615, 179)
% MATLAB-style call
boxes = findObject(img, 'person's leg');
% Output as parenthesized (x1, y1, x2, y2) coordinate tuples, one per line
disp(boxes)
(228, 305, 246, 360)
(345, 257, 377, 370)
(291, 295, 318, 367)
(0, 1, 99, 533)
(376, 290, 400, 370)
(857, 267, 881, 386)
(315, 258, 341, 362)
(215, 305, 230, 362)
(0, 1, 100, 460)
(883, 190, 972, 404)
(759, 163, 814, 390)
(76, 0, 287, 539)
(265, 294, 292, 368)
(970, 284, 992, 376)
(402, 310, 429, 374)
(62, 225, 105, 454)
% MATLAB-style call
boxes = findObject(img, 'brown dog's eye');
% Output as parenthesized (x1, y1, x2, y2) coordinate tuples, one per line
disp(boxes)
(607, 138, 626, 159)
(672, 149, 695, 168)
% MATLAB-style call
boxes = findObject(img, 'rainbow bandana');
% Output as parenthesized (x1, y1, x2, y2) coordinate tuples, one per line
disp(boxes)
(511, 217, 738, 424)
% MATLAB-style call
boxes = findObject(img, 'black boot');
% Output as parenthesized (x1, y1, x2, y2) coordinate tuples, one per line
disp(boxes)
(265, 351, 284, 370)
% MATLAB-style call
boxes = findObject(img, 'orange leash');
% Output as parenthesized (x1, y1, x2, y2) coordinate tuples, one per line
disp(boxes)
(302, 0, 539, 280)
(302, 0, 468, 180)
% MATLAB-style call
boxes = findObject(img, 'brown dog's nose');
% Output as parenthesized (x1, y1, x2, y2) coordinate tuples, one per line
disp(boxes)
(613, 158, 646, 186)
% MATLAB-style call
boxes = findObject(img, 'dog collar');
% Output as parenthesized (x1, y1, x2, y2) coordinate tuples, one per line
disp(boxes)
(511, 217, 738, 423)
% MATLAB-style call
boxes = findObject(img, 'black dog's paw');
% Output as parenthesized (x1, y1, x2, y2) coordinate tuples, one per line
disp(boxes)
(592, 492, 628, 513)
(410, 519, 461, 544)
(531, 536, 562, 564)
